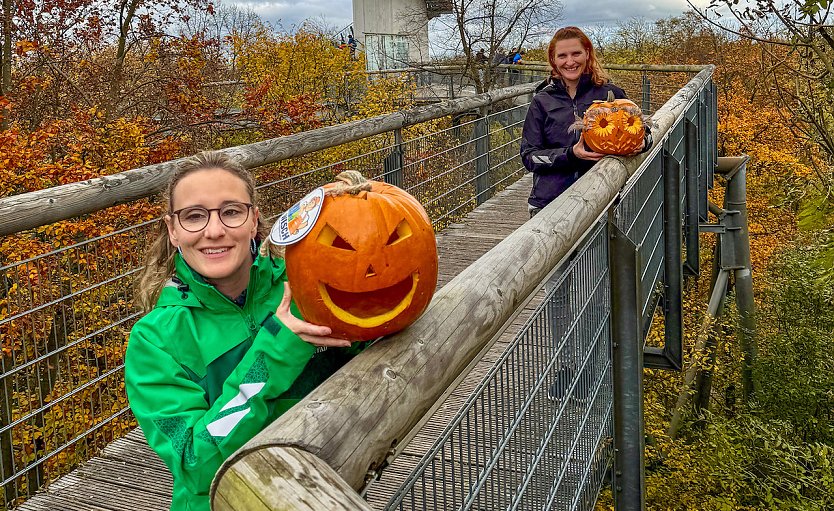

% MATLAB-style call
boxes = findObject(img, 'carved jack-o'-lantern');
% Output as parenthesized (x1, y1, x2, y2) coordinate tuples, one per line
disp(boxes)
(582, 94, 646, 155)
(285, 171, 438, 340)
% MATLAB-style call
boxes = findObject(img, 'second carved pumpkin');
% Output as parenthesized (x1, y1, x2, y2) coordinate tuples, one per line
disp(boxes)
(285, 171, 438, 341)
(582, 94, 646, 155)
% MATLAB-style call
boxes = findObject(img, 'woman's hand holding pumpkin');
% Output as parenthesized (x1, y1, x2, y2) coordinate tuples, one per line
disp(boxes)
(625, 139, 646, 156)
(573, 134, 605, 161)
(275, 282, 352, 348)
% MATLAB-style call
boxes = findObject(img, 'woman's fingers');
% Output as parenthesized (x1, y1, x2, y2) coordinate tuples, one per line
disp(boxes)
(300, 335, 352, 348)
(293, 321, 333, 337)
(574, 136, 604, 160)
(274, 281, 350, 347)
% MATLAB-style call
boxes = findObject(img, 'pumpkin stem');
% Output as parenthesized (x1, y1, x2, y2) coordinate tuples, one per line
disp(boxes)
(607, 90, 615, 102)
(329, 170, 373, 196)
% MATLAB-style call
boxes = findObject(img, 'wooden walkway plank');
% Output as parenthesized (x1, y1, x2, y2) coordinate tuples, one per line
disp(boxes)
(18, 174, 535, 511)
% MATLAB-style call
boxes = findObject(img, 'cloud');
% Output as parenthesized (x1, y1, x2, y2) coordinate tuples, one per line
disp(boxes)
(229, 0, 353, 32)
(560, 0, 704, 26)
(225, 0, 715, 40)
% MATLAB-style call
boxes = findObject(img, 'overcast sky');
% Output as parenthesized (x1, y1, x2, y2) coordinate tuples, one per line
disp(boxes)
(228, 0, 710, 42)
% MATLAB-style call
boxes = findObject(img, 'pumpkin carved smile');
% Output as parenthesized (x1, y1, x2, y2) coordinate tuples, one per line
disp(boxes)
(319, 273, 419, 327)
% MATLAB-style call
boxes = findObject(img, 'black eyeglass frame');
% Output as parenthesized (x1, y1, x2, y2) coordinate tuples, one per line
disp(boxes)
(170, 202, 254, 232)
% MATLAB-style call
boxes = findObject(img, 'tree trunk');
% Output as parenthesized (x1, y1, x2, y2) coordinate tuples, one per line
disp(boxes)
(108, 0, 139, 118)
(1, 0, 12, 129)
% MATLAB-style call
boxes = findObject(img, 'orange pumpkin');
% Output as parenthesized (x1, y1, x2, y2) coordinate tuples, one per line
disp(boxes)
(285, 171, 438, 340)
(582, 95, 645, 155)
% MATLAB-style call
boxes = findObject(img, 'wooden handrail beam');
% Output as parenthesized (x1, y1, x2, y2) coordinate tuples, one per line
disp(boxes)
(0, 83, 537, 237)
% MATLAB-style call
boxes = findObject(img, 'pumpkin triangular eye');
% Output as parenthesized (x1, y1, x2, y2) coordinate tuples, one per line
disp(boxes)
(317, 224, 356, 251)
(387, 220, 413, 246)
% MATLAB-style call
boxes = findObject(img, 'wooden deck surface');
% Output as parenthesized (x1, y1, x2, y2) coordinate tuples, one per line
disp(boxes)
(18, 174, 535, 511)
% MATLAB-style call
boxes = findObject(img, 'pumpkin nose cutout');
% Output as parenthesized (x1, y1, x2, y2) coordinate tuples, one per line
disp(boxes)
(365, 265, 377, 278)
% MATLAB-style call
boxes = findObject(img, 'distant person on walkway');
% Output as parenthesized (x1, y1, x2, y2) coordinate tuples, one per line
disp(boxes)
(348, 33, 357, 59)
(512, 48, 525, 64)
(126, 151, 364, 511)
(520, 26, 651, 217)
(508, 47, 522, 85)
(492, 48, 507, 66)
(474, 48, 487, 64)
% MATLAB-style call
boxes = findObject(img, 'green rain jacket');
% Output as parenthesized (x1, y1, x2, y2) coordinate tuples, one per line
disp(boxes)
(126, 253, 362, 511)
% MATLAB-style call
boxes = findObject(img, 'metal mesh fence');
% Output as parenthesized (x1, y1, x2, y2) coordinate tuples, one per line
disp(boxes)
(381, 222, 613, 511)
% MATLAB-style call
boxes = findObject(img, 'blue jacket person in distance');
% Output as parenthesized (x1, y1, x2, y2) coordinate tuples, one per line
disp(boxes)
(520, 26, 651, 216)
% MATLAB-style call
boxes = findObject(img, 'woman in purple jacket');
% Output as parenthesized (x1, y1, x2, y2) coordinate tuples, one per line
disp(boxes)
(520, 26, 650, 216)
(521, 28, 652, 407)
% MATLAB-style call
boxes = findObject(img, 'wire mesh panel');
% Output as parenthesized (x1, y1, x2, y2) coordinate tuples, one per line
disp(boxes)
(1, 222, 154, 506)
(382, 222, 612, 511)
(614, 156, 665, 326)
(606, 69, 697, 115)
(482, 102, 529, 202)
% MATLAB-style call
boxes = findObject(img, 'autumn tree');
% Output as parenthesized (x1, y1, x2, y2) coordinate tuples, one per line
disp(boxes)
(689, 0, 834, 283)
(420, 0, 561, 93)
(232, 26, 366, 136)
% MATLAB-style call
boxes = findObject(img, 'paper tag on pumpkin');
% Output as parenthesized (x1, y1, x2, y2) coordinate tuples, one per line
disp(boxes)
(269, 187, 325, 246)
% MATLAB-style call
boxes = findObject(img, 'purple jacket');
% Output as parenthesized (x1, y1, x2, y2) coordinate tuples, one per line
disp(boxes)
(520, 74, 628, 209)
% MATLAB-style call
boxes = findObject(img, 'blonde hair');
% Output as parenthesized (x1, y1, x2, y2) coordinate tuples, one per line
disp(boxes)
(547, 26, 609, 87)
(135, 151, 276, 312)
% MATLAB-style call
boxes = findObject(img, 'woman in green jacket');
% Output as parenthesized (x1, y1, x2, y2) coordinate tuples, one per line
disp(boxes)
(126, 151, 358, 511)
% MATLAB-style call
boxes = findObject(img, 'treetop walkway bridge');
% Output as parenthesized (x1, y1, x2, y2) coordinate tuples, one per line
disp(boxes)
(1, 63, 753, 510)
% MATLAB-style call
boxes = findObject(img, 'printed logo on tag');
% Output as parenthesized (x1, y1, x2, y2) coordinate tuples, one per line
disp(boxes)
(269, 187, 325, 246)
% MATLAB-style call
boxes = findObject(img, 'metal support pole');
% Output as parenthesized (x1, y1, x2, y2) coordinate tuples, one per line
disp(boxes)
(662, 147, 683, 369)
(716, 156, 757, 401)
(709, 82, 717, 186)
(693, 243, 728, 413)
(1, 369, 17, 504)
(697, 94, 709, 222)
(641, 72, 651, 112)
(473, 114, 490, 205)
(684, 118, 700, 277)
(383, 128, 404, 188)
(609, 218, 646, 511)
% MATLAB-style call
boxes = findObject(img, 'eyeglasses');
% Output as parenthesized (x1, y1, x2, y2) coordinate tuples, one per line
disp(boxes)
(171, 202, 253, 232)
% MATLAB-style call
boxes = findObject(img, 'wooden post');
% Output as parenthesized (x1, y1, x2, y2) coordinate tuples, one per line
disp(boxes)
(213, 447, 372, 511)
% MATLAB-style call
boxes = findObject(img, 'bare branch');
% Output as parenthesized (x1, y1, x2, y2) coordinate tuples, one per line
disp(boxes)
(686, 1, 806, 46)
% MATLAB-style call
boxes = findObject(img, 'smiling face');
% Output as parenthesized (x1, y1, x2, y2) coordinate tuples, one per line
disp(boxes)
(165, 168, 259, 298)
(285, 181, 438, 340)
(552, 38, 589, 89)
